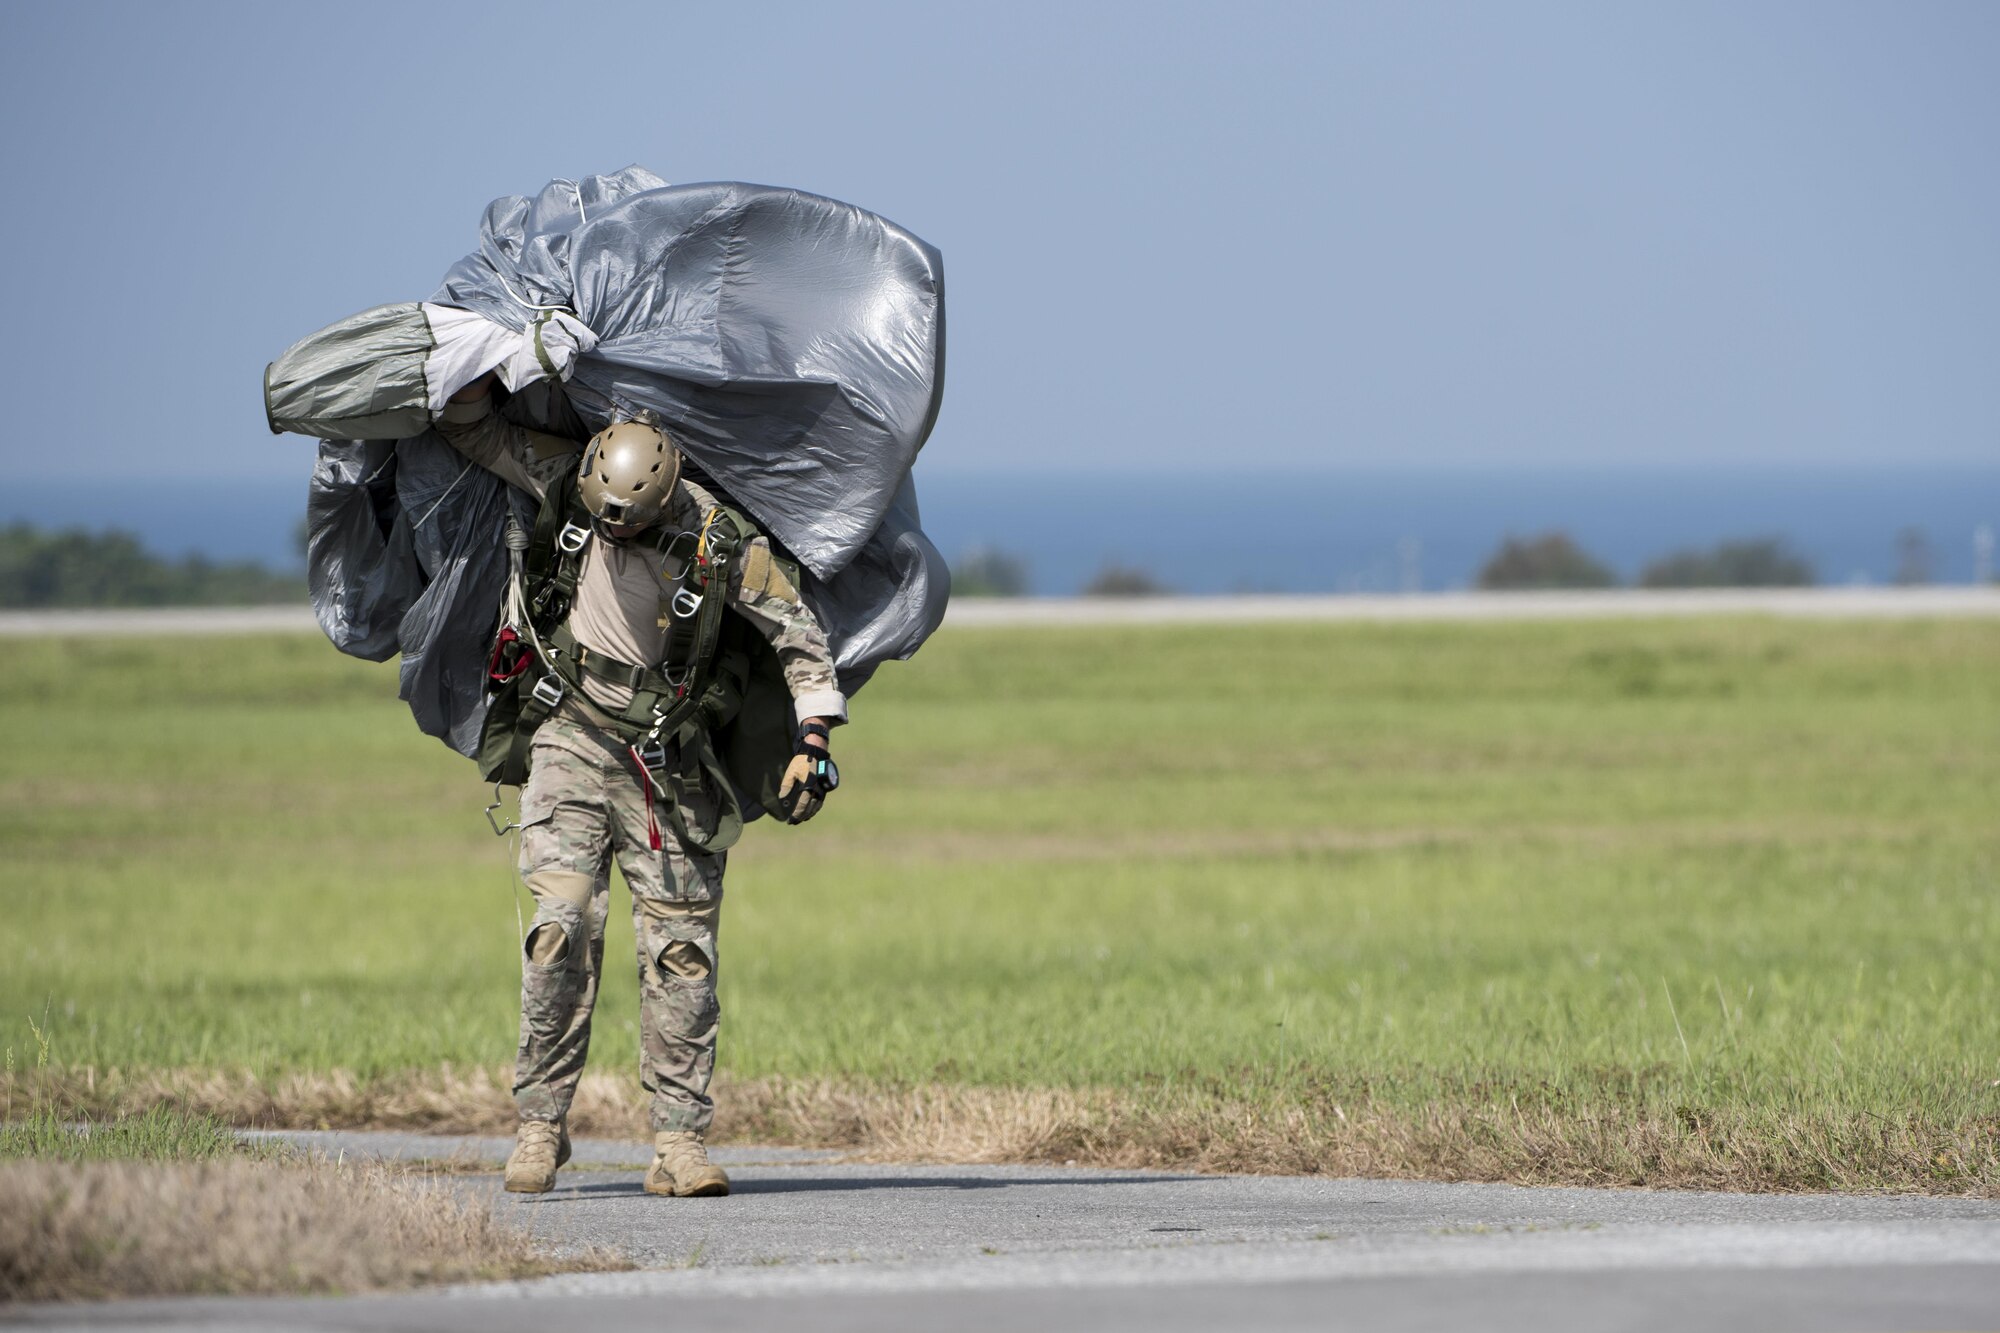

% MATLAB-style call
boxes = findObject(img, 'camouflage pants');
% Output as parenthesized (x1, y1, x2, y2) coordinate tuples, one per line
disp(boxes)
(513, 711, 726, 1134)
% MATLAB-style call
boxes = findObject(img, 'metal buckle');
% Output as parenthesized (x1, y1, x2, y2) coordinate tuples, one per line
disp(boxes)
(484, 783, 519, 836)
(531, 674, 565, 708)
(661, 530, 698, 581)
(634, 740, 667, 771)
(660, 663, 691, 689)
(671, 587, 703, 619)
(556, 520, 590, 554)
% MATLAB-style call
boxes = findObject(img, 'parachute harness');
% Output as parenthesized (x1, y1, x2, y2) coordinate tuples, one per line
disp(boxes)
(479, 470, 753, 855)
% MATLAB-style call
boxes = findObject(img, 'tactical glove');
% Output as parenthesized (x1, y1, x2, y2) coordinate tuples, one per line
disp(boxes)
(776, 724, 839, 824)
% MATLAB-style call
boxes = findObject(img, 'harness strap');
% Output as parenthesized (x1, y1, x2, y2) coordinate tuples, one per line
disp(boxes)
(628, 743, 664, 851)
(566, 638, 656, 694)
(529, 503, 751, 745)
(530, 309, 562, 381)
(546, 625, 681, 714)
(494, 474, 758, 851)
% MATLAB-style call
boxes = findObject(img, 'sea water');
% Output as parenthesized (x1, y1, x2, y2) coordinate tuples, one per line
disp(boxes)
(5, 463, 1996, 594)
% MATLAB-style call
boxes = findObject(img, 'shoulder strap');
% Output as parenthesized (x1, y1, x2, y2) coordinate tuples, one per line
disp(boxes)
(527, 502, 757, 747)
(524, 469, 587, 625)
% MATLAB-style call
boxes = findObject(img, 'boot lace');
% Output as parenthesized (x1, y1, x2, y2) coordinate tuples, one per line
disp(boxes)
(655, 1131, 710, 1168)
(520, 1121, 563, 1153)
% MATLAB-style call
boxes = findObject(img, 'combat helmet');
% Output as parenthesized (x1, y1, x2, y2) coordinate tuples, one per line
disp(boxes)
(578, 420, 681, 532)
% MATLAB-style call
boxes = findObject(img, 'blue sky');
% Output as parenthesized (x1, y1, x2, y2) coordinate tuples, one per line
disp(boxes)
(1, 0, 1995, 487)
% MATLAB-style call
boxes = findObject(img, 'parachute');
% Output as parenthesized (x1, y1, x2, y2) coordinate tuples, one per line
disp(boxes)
(267, 168, 948, 758)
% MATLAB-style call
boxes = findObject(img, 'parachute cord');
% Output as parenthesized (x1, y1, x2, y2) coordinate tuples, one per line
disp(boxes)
(411, 462, 474, 530)
(551, 178, 587, 225)
(502, 515, 528, 627)
(502, 512, 554, 666)
(491, 266, 571, 315)
(507, 825, 528, 951)
(492, 266, 572, 316)
(500, 512, 533, 952)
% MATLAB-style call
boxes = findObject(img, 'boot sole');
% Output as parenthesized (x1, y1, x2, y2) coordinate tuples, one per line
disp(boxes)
(643, 1177, 730, 1197)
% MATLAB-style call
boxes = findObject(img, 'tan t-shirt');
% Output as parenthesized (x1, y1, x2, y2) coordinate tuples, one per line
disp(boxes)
(436, 395, 847, 723)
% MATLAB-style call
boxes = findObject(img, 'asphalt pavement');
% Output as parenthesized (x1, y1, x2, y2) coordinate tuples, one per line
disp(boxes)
(11, 1130, 1998, 1332)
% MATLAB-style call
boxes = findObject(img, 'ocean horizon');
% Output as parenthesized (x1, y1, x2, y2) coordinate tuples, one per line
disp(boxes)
(5, 462, 1996, 594)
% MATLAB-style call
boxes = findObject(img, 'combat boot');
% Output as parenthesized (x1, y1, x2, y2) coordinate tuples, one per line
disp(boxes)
(503, 1119, 572, 1193)
(643, 1130, 730, 1197)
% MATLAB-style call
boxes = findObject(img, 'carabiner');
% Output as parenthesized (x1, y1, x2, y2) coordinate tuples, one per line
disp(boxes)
(484, 783, 519, 836)
(661, 530, 699, 582)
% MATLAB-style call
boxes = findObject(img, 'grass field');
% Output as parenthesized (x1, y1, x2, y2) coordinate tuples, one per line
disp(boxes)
(3, 617, 1997, 1193)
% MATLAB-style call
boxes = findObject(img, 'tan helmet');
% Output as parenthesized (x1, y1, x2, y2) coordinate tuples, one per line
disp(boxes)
(578, 420, 680, 530)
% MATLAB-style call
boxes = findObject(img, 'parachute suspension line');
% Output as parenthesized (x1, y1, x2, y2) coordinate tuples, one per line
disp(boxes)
(501, 509, 555, 669)
(502, 512, 530, 627)
(485, 508, 535, 950)
(551, 178, 587, 225)
(490, 255, 573, 316)
(412, 461, 475, 530)
(506, 824, 528, 953)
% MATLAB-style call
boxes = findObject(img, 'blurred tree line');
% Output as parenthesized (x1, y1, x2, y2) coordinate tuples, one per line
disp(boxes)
(936, 527, 1992, 600)
(1476, 533, 1819, 590)
(0, 524, 304, 608)
(949, 547, 1030, 597)
(950, 548, 1171, 598)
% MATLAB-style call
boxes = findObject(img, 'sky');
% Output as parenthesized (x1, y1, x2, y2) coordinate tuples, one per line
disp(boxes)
(0, 0, 1995, 490)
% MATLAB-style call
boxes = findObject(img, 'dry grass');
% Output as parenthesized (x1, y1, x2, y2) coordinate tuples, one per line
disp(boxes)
(723, 1078, 2000, 1197)
(0, 1153, 629, 1304)
(12, 1065, 1995, 1198)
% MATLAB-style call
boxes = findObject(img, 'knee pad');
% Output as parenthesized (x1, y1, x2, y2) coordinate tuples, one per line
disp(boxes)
(523, 896, 587, 969)
(525, 869, 595, 910)
(657, 939, 710, 981)
(524, 921, 571, 966)
(638, 898, 719, 982)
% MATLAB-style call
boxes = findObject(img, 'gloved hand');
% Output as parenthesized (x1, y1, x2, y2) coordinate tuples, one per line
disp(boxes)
(776, 724, 839, 824)
(499, 309, 600, 390)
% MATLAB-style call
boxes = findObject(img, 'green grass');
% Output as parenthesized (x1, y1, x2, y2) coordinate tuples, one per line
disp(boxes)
(3, 618, 1997, 1188)
(0, 1104, 253, 1164)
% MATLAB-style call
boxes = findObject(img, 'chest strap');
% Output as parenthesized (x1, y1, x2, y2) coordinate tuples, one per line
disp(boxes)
(562, 636, 663, 695)
(544, 625, 681, 717)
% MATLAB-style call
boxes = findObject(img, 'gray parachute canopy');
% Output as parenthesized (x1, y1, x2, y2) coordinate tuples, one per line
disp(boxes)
(269, 169, 948, 758)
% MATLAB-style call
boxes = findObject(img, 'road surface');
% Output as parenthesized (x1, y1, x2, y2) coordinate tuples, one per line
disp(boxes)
(11, 1130, 1997, 1332)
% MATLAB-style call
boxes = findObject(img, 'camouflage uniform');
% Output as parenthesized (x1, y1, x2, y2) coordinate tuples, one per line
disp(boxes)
(439, 394, 844, 1134)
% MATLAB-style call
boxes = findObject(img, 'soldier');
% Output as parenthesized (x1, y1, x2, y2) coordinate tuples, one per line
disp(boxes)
(437, 372, 845, 1198)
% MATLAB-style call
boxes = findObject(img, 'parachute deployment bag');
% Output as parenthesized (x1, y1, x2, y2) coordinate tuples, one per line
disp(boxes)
(264, 303, 439, 443)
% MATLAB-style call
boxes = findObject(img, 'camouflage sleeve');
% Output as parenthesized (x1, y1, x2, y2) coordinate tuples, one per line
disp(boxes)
(435, 395, 580, 502)
(725, 536, 848, 727)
